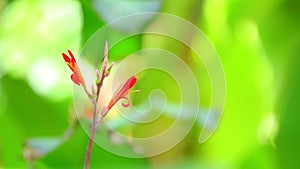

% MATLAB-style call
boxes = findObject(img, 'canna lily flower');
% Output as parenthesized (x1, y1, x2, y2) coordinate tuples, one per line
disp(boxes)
(107, 76, 137, 111)
(62, 50, 86, 88)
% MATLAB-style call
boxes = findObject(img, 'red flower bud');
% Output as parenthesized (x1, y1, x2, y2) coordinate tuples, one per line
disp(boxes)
(62, 50, 86, 88)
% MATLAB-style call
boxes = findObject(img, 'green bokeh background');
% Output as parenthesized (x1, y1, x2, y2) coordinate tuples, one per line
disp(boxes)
(0, 0, 299, 168)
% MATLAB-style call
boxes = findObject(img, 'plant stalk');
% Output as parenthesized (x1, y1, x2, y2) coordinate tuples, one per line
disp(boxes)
(84, 100, 97, 169)
(84, 121, 96, 169)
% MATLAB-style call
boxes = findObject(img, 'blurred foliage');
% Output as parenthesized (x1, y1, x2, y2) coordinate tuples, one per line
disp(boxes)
(0, 0, 300, 169)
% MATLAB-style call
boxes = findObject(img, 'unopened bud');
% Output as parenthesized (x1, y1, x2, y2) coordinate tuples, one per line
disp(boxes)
(95, 69, 101, 84)
(108, 62, 114, 71)
(103, 41, 109, 69)
(105, 62, 115, 77)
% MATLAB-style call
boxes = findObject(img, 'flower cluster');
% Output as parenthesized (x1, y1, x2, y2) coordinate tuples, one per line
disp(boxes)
(62, 41, 137, 119)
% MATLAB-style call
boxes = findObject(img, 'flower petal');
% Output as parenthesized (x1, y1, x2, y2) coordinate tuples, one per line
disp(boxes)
(67, 50, 76, 63)
(128, 76, 137, 89)
(71, 73, 80, 86)
(62, 53, 70, 62)
(62, 52, 75, 71)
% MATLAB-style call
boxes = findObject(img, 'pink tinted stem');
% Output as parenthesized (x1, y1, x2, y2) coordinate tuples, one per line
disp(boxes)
(84, 122, 96, 169)
(84, 101, 97, 169)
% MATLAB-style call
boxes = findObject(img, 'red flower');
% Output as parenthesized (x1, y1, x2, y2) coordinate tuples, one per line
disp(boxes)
(62, 50, 86, 88)
(107, 76, 137, 110)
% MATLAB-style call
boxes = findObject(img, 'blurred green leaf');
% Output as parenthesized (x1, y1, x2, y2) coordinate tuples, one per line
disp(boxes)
(0, 0, 82, 101)
(79, 5, 149, 74)
(80, 0, 105, 45)
(275, 40, 300, 169)
(250, 0, 300, 168)
(0, 75, 69, 167)
(0, 0, 6, 13)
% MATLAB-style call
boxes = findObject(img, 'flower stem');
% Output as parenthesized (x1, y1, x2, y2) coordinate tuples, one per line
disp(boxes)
(84, 67, 107, 168)
(84, 121, 96, 169)
(84, 100, 97, 169)
(83, 41, 110, 168)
